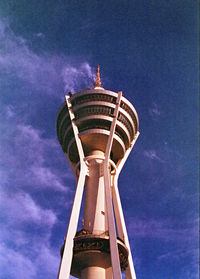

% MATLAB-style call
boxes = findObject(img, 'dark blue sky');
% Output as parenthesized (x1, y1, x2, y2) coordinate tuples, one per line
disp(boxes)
(0, 1, 198, 279)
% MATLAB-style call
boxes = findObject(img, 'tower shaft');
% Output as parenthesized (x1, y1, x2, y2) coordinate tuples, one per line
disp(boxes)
(83, 150, 107, 235)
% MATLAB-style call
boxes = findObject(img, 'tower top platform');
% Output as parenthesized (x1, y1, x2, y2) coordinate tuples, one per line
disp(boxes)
(56, 67, 139, 167)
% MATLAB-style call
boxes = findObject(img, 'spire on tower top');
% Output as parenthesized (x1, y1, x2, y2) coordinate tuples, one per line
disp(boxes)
(94, 65, 102, 89)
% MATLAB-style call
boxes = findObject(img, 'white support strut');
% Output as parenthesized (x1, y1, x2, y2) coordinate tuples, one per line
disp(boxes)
(112, 132, 140, 279)
(104, 91, 122, 279)
(57, 95, 87, 279)
(112, 177, 136, 279)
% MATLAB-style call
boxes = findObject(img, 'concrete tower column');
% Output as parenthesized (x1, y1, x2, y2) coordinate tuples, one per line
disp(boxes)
(81, 266, 106, 279)
(83, 150, 108, 235)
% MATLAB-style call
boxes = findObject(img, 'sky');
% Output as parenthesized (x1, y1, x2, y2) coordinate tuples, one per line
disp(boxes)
(0, 1, 198, 279)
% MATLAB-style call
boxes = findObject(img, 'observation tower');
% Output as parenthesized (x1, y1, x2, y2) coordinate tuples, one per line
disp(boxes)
(56, 66, 139, 279)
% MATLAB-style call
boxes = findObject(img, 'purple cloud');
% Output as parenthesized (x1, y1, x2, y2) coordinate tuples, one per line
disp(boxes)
(0, 19, 95, 96)
(34, 32, 45, 38)
(0, 190, 59, 279)
(0, 107, 70, 192)
(143, 150, 164, 162)
(61, 62, 95, 93)
(0, 191, 57, 226)
(127, 218, 198, 242)
(0, 244, 37, 279)
(0, 104, 71, 278)
(148, 102, 161, 120)
(0, 235, 60, 279)
(0, 21, 92, 278)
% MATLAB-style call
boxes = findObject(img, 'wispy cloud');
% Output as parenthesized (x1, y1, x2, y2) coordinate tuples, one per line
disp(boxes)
(62, 62, 95, 93)
(128, 218, 198, 242)
(0, 232, 60, 279)
(143, 150, 164, 162)
(34, 32, 45, 38)
(0, 191, 57, 226)
(0, 19, 95, 95)
(140, 145, 190, 188)
(157, 247, 198, 261)
(0, 189, 59, 279)
(128, 217, 198, 276)
(157, 247, 199, 279)
(0, 106, 70, 193)
(148, 102, 161, 120)
(0, 20, 57, 94)
(79, 19, 95, 31)
(0, 105, 70, 278)
(0, 244, 37, 279)
(30, 166, 69, 192)
(0, 18, 89, 279)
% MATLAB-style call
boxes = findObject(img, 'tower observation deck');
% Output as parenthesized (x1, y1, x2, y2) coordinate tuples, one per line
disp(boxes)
(56, 66, 139, 279)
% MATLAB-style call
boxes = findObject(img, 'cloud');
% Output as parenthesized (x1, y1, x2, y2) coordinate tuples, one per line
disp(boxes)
(4, 104, 15, 118)
(0, 106, 69, 193)
(0, 18, 95, 95)
(0, 20, 56, 93)
(0, 190, 59, 279)
(157, 247, 198, 261)
(61, 62, 95, 93)
(127, 217, 198, 278)
(30, 166, 69, 192)
(148, 102, 161, 120)
(128, 218, 198, 242)
(0, 18, 85, 279)
(0, 191, 57, 226)
(34, 32, 45, 38)
(157, 247, 199, 279)
(143, 150, 164, 162)
(0, 244, 37, 279)
(0, 102, 73, 278)
(0, 231, 60, 279)
(140, 145, 192, 188)
(34, 245, 60, 278)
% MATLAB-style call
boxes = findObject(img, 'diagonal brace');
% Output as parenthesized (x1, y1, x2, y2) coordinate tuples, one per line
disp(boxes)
(57, 95, 87, 279)
(104, 91, 122, 279)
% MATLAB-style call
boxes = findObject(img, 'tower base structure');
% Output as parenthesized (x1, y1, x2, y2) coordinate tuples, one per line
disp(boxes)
(56, 77, 139, 279)
(61, 230, 129, 278)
